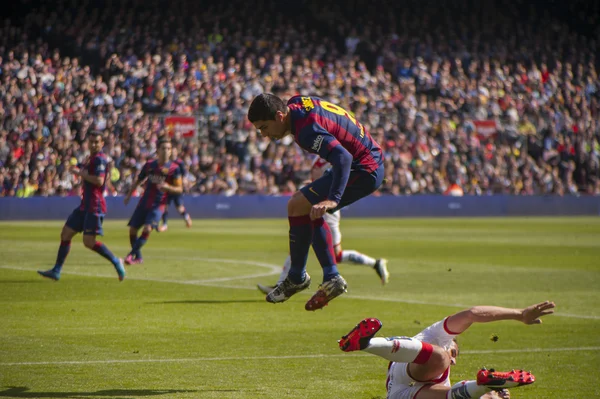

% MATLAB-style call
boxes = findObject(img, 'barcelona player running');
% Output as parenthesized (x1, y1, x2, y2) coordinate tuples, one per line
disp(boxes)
(339, 300, 555, 399)
(157, 148, 192, 232)
(248, 93, 385, 311)
(124, 137, 182, 264)
(38, 132, 125, 281)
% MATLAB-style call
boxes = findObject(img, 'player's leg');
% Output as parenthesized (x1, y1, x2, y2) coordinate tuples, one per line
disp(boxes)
(126, 207, 145, 264)
(416, 369, 529, 399)
(129, 208, 161, 263)
(174, 196, 192, 228)
(158, 196, 172, 232)
(297, 175, 349, 310)
(338, 318, 449, 381)
(38, 211, 80, 280)
(303, 168, 386, 310)
(264, 191, 314, 303)
(81, 214, 125, 281)
(325, 185, 389, 284)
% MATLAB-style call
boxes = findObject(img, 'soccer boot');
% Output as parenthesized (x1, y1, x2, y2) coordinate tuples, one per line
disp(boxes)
(305, 274, 348, 311)
(374, 258, 390, 285)
(339, 318, 383, 352)
(477, 368, 535, 389)
(114, 258, 126, 281)
(124, 254, 144, 265)
(266, 273, 311, 303)
(257, 283, 276, 295)
(184, 214, 193, 228)
(37, 268, 60, 281)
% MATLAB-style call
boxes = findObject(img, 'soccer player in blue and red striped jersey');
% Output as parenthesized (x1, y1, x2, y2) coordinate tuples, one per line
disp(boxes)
(157, 150, 192, 232)
(248, 93, 385, 311)
(124, 137, 182, 264)
(38, 132, 125, 281)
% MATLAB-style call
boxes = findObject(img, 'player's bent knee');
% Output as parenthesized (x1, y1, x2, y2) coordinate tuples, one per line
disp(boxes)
(61, 226, 77, 241)
(287, 191, 312, 216)
(82, 235, 96, 249)
(427, 346, 451, 373)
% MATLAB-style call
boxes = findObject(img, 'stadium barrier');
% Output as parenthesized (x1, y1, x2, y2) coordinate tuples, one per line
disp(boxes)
(0, 195, 599, 220)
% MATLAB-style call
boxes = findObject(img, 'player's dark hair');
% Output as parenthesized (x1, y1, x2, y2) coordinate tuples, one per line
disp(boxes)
(88, 131, 104, 141)
(247, 93, 287, 122)
(157, 136, 171, 147)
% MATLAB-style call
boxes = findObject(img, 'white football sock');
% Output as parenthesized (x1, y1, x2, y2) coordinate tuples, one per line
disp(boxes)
(446, 381, 489, 399)
(341, 250, 377, 266)
(364, 337, 432, 364)
(276, 255, 292, 285)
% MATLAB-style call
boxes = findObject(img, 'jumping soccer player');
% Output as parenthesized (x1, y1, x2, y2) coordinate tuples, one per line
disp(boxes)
(257, 157, 389, 294)
(124, 137, 182, 264)
(38, 132, 125, 281)
(157, 148, 192, 232)
(339, 301, 556, 398)
(248, 93, 384, 311)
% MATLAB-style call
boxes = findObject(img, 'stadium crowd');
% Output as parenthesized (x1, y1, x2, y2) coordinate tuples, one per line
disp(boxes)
(0, 0, 599, 198)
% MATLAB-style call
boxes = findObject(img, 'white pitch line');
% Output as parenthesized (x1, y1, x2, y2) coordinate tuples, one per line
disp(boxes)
(1, 347, 599, 367)
(1, 264, 599, 320)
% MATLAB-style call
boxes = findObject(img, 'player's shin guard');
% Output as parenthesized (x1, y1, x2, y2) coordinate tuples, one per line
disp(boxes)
(341, 250, 377, 266)
(92, 241, 119, 266)
(287, 215, 312, 284)
(446, 381, 489, 399)
(162, 211, 169, 225)
(54, 240, 71, 270)
(311, 217, 339, 281)
(364, 337, 433, 364)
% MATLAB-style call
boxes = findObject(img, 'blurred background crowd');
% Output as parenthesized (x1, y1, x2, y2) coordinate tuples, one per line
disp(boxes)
(1, 0, 599, 198)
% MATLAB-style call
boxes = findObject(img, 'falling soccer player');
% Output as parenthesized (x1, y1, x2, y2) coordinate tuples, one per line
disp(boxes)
(339, 301, 556, 398)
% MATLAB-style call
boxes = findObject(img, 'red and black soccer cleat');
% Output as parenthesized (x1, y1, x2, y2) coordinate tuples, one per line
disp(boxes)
(338, 318, 383, 352)
(477, 368, 536, 389)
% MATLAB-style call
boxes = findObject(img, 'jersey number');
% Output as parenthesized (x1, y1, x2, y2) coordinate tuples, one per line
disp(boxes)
(320, 101, 364, 138)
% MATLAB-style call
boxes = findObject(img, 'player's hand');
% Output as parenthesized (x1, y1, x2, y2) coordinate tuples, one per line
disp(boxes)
(70, 166, 81, 176)
(483, 389, 510, 399)
(157, 182, 168, 192)
(310, 200, 338, 220)
(521, 301, 555, 324)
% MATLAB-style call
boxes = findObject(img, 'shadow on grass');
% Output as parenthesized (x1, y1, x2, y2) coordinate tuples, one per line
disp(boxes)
(0, 387, 203, 398)
(147, 299, 265, 305)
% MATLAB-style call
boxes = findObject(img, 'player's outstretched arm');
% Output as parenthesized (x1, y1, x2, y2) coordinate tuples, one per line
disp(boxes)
(444, 301, 556, 334)
(124, 178, 145, 205)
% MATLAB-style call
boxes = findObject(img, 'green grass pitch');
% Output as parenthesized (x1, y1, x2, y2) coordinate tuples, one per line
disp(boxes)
(1, 217, 599, 399)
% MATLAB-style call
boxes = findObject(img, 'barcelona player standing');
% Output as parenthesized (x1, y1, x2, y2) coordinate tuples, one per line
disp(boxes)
(38, 132, 125, 281)
(248, 93, 384, 311)
(124, 137, 182, 264)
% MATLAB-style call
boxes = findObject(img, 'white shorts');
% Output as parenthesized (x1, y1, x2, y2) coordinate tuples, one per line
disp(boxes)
(386, 362, 426, 399)
(323, 210, 341, 246)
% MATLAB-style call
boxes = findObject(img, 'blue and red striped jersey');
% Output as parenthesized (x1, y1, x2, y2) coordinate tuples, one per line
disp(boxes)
(79, 152, 108, 214)
(287, 95, 383, 173)
(137, 160, 182, 210)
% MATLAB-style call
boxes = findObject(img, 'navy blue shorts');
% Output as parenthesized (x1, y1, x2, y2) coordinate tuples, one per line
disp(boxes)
(300, 164, 385, 212)
(167, 194, 183, 208)
(65, 208, 104, 236)
(128, 206, 164, 229)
